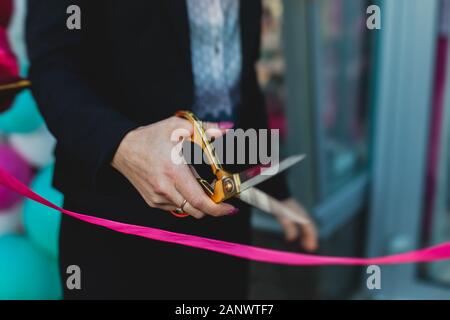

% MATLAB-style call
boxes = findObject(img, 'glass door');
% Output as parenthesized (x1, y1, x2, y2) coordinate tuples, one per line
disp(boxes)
(421, 0, 450, 290)
(367, 0, 450, 299)
(283, 0, 374, 237)
(310, 0, 371, 199)
(253, 0, 374, 237)
(251, 0, 376, 299)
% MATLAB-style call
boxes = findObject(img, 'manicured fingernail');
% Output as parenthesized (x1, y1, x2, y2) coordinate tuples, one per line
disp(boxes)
(228, 208, 240, 216)
(219, 121, 234, 130)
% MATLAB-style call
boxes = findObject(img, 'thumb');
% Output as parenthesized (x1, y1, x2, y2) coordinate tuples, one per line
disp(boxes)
(277, 217, 299, 242)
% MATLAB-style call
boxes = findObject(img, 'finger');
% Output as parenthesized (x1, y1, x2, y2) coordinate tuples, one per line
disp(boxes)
(155, 204, 200, 219)
(175, 165, 236, 217)
(300, 223, 319, 252)
(135, 182, 173, 209)
(203, 121, 234, 140)
(162, 204, 205, 219)
(158, 204, 179, 212)
(172, 117, 195, 133)
(149, 194, 173, 207)
(278, 217, 299, 242)
(171, 118, 233, 141)
(164, 185, 205, 219)
(182, 201, 205, 219)
(170, 117, 195, 142)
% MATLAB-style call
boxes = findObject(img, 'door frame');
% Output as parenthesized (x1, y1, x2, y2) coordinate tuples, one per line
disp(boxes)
(366, 0, 450, 299)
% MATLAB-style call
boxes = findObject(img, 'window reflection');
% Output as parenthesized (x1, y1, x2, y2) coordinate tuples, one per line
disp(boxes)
(257, 0, 373, 199)
(423, 0, 450, 286)
(257, 0, 287, 142)
(317, 0, 372, 196)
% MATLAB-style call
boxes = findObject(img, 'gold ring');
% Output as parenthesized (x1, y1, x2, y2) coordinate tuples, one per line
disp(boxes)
(180, 199, 188, 212)
(171, 199, 189, 218)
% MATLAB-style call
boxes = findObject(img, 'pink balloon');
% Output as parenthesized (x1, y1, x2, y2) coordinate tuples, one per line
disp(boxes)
(0, 144, 32, 210)
(0, 27, 19, 112)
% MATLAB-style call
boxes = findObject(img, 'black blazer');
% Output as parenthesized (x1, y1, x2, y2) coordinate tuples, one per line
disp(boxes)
(26, 0, 294, 299)
(26, 0, 289, 203)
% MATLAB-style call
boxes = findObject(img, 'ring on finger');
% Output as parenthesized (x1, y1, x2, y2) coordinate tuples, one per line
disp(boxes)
(171, 199, 189, 218)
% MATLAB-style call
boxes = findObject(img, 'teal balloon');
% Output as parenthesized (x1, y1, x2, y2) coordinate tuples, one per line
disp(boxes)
(0, 89, 43, 133)
(23, 165, 62, 259)
(0, 235, 62, 300)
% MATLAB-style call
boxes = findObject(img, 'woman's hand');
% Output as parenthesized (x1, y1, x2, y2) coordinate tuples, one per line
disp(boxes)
(276, 198, 318, 252)
(112, 116, 238, 219)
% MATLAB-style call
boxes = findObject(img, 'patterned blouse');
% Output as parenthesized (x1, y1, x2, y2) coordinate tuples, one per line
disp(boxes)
(187, 0, 242, 121)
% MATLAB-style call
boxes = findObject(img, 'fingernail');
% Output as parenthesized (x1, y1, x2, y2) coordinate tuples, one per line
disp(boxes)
(219, 121, 234, 130)
(228, 208, 240, 216)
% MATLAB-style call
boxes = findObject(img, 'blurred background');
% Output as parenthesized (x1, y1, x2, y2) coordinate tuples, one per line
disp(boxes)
(0, 0, 449, 299)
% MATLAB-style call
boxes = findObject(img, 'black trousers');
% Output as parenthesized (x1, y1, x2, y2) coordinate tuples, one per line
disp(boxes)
(59, 190, 251, 300)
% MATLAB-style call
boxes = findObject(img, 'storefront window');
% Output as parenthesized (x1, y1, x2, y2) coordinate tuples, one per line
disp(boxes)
(316, 0, 372, 196)
(422, 0, 450, 286)
(257, 0, 288, 143)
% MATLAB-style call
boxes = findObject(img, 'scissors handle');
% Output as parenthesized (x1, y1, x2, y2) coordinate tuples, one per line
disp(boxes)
(0, 79, 31, 93)
(175, 111, 224, 175)
(175, 110, 239, 203)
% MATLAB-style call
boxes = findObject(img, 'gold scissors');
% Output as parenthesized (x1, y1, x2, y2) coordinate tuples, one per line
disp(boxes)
(174, 111, 311, 226)
(0, 78, 31, 99)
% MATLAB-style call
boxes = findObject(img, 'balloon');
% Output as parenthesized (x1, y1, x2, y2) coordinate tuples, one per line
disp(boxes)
(0, 27, 19, 112)
(0, 25, 17, 78)
(0, 234, 62, 300)
(0, 144, 32, 210)
(0, 89, 43, 133)
(9, 126, 56, 168)
(23, 165, 62, 259)
(0, 203, 22, 235)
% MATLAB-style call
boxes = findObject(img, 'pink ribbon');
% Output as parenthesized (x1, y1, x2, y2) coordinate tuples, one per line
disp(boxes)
(1, 167, 450, 266)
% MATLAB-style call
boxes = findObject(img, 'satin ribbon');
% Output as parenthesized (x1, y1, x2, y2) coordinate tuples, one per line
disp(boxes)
(1, 167, 450, 266)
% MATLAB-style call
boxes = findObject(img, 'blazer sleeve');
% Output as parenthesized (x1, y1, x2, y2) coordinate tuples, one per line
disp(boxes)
(26, 0, 138, 191)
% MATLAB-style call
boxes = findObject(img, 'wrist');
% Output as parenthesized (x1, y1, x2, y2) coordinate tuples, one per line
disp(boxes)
(112, 128, 137, 172)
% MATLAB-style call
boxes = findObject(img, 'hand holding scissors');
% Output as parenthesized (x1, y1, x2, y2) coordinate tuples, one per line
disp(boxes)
(112, 115, 238, 219)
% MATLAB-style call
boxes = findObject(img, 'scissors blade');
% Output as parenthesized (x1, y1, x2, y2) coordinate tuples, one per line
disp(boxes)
(238, 154, 305, 193)
(238, 187, 311, 226)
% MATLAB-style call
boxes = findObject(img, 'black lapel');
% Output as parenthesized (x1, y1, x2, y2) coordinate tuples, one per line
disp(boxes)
(240, 0, 250, 60)
(239, 0, 262, 71)
(165, 0, 194, 105)
(166, 0, 191, 55)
